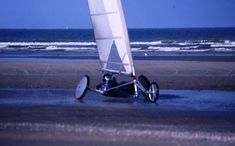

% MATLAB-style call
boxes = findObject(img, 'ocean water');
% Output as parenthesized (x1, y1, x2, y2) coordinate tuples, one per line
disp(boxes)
(0, 28, 235, 57)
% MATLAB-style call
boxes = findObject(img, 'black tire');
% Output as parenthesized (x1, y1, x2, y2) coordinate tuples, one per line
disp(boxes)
(138, 75, 151, 90)
(138, 75, 151, 100)
(148, 82, 160, 103)
(75, 75, 90, 100)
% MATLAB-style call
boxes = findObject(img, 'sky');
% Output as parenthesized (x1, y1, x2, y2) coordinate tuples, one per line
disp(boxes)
(0, 0, 235, 29)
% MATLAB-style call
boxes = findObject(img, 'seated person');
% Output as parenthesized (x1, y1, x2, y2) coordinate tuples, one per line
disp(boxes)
(96, 74, 135, 97)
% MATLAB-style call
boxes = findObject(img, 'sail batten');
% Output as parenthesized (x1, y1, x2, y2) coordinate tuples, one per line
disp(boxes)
(88, 0, 134, 75)
(96, 36, 123, 40)
(91, 11, 118, 16)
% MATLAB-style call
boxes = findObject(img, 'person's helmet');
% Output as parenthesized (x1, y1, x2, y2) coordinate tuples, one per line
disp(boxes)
(103, 74, 111, 82)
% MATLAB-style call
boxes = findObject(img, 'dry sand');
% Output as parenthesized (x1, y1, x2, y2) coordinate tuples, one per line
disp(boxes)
(0, 58, 235, 90)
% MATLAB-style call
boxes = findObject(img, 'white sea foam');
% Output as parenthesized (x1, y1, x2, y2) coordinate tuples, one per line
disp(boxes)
(131, 41, 162, 45)
(179, 40, 234, 46)
(148, 46, 180, 51)
(148, 45, 200, 51)
(45, 46, 58, 51)
(131, 48, 142, 51)
(211, 44, 235, 47)
(63, 47, 96, 51)
(180, 49, 211, 52)
(0, 40, 234, 47)
(45, 46, 96, 51)
(214, 48, 234, 52)
(1, 40, 235, 53)
(0, 45, 8, 49)
(132, 40, 235, 47)
(178, 42, 192, 45)
(148, 46, 213, 52)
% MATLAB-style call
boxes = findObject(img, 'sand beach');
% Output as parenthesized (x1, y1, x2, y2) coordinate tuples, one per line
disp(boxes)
(0, 56, 235, 90)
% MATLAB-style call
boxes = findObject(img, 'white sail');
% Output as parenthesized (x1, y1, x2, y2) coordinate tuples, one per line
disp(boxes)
(88, 0, 134, 75)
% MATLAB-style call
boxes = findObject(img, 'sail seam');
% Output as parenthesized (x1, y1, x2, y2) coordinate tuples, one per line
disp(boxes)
(91, 11, 118, 17)
(100, 61, 130, 66)
(96, 36, 122, 40)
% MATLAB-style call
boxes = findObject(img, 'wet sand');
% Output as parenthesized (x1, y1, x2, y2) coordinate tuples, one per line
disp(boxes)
(0, 57, 235, 89)
(0, 89, 235, 146)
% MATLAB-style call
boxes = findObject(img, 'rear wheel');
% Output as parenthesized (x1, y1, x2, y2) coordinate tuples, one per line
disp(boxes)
(75, 75, 90, 100)
(138, 75, 151, 90)
(138, 75, 151, 100)
(148, 82, 159, 103)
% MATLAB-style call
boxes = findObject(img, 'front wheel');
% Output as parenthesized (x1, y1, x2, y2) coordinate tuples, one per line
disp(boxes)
(75, 75, 90, 100)
(148, 82, 159, 103)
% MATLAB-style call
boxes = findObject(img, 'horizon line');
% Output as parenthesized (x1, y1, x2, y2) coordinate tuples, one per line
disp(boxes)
(0, 26, 235, 30)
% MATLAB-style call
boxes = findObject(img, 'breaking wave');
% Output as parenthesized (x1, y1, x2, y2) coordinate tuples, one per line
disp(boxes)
(0, 40, 235, 53)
